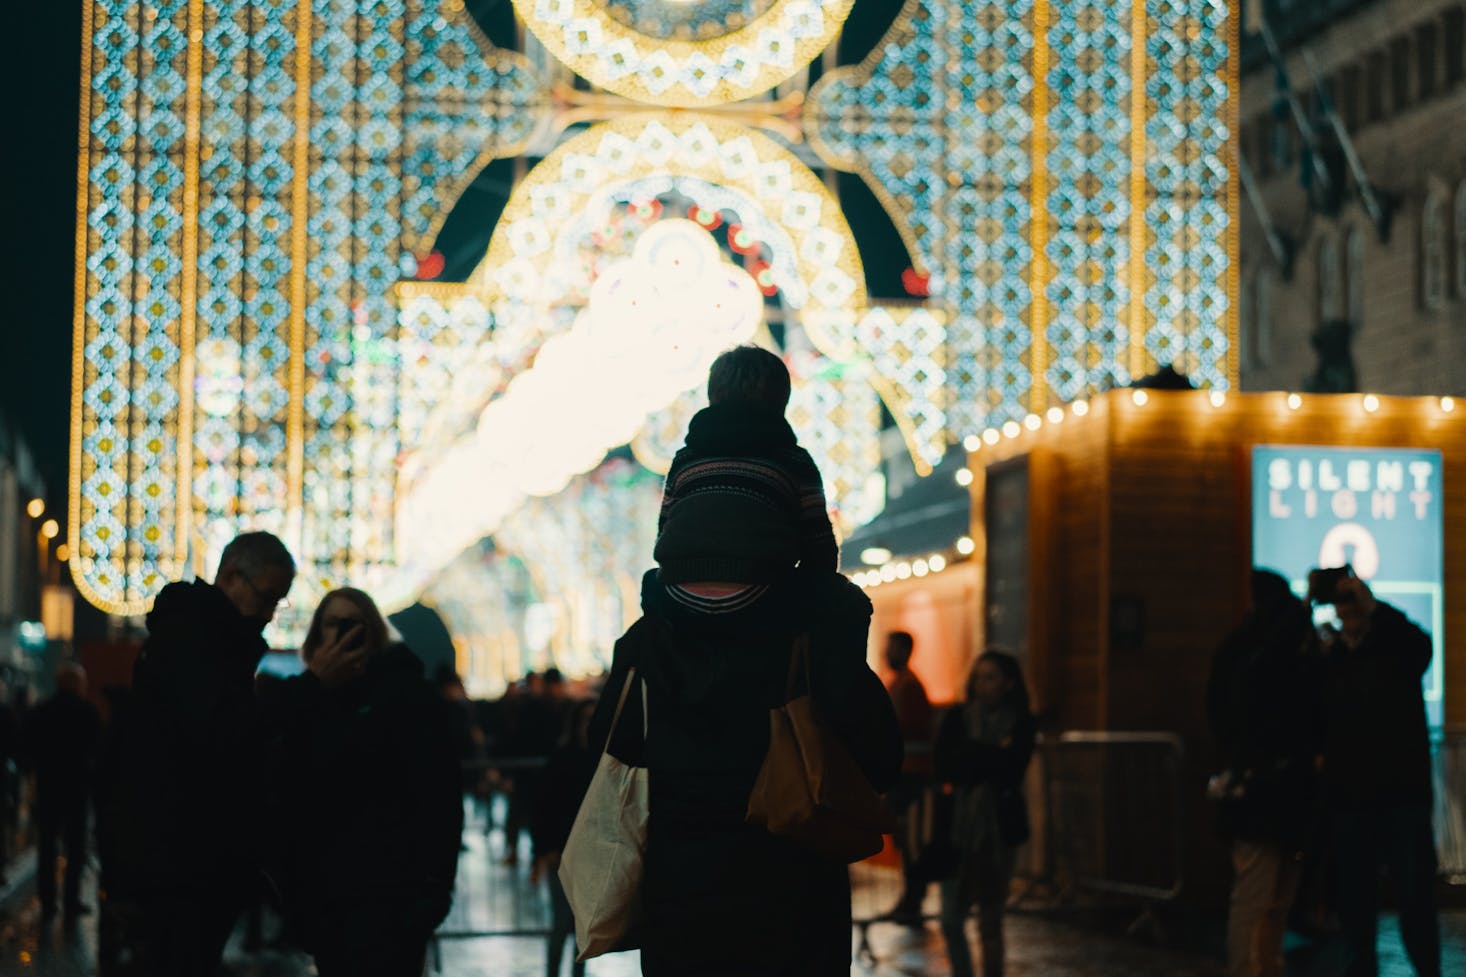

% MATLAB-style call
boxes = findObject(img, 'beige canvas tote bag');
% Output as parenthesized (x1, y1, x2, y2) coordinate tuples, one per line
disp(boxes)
(558, 667, 648, 961)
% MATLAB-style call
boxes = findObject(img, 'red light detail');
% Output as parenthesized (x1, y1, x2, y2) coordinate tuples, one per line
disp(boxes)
(900, 267, 931, 297)
(415, 250, 445, 280)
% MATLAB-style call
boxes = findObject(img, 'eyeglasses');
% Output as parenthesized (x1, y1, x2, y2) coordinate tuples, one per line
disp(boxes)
(243, 574, 291, 611)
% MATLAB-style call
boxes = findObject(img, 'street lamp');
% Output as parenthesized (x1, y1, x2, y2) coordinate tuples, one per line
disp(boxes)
(26, 497, 44, 519)
(37, 518, 59, 582)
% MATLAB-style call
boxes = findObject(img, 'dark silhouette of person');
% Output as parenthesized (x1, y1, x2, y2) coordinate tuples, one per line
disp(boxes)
(502, 670, 560, 866)
(1206, 569, 1318, 977)
(531, 699, 599, 977)
(883, 629, 935, 923)
(934, 650, 1037, 977)
(95, 530, 296, 977)
(1312, 569, 1440, 977)
(0, 679, 17, 886)
(436, 667, 484, 812)
(265, 587, 463, 977)
(22, 663, 101, 924)
(587, 340, 902, 974)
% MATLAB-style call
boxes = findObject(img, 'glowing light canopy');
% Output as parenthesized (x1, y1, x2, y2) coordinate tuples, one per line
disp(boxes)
(73, 0, 1237, 666)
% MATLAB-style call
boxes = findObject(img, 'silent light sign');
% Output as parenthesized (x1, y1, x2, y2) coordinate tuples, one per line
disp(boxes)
(1252, 446, 1445, 728)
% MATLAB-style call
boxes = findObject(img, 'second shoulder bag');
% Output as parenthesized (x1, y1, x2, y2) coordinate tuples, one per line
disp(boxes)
(746, 635, 896, 862)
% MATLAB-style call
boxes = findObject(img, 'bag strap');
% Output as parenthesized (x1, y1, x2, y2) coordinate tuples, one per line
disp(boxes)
(783, 634, 812, 701)
(601, 666, 638, 755)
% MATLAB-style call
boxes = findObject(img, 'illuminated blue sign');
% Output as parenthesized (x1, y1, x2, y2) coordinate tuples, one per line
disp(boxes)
(1251, 445, 1445, 729)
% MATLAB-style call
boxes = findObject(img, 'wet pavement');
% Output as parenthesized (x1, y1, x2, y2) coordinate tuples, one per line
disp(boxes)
(1, 813, 1463, 976)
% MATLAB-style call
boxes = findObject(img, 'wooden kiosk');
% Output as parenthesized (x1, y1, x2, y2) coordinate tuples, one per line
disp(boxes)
(861, 388, 1464, 908)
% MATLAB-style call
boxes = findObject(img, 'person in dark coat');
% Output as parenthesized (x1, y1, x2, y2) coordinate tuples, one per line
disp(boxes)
(578, 347, 900, 977)
(884, 629, 935, 923)
(531, 698, 599, 977)
(590, 569, 901, 977)
(266, 587, 463, 977)
(22, 663, 101, 924)
(1312, 569, 1440, 977)
(934, 650, 1037, 977)
(95, 530, 296, 977)
(0, 680, 17, 885)
(502, 671, 560, 866)
(1206, 569, 1318, 977)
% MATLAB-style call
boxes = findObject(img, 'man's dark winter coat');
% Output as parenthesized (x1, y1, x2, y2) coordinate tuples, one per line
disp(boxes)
(1206, 576, 1319, 847)
(588, 570, 902, 977)
(266, 643, 463, 952)
(97, 579, 271, 902)
(1320, 600, 1434, 811)
(22, 688, 100, 818)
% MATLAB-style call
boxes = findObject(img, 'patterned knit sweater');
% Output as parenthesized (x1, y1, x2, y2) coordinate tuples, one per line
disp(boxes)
(656, 402, 837, 581)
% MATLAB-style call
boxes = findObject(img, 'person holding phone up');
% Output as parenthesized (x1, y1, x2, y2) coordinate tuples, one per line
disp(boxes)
(1310, 567, 1441, 977)
(260, 587, 463, 977)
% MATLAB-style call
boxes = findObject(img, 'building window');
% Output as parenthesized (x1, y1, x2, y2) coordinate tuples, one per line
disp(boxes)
(1446, 8, 1465, 86)
(1319, 234, 1343, 323)
(1339, 65, 1362, 131)
(1253, 118, 1273, 177)
(1346, 227, 1366, 329)
(1366, 49, 1388, 122)
(1240, 267, 1254, 373)
(1391, 36, 1413, 113)
(1417, 22, 1439, 100)
(1271, 115, 1294, 172)
(1423, 190, 1448, 310)
(1455, 181, 1466, 298)
(1254, 269, 1274, 370)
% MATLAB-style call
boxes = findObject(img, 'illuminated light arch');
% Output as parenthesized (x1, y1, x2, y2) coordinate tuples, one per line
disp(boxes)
(474, 115, 867, 316)
(71, 0, 1236, 621)
(474, 113, 947, 472)
(510, 0, 853, 107)
(395, 116, 947, 568)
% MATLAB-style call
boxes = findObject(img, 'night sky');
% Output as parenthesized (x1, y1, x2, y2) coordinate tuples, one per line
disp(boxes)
(3, 3, 83, 516)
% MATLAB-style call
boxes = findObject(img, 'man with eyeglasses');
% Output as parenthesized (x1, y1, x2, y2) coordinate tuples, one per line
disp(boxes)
(97, 531, 297, 976)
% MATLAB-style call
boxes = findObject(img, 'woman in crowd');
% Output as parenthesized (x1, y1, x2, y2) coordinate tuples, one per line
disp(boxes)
(935, 650, 1037, 977)
(266, 587, 463, 977)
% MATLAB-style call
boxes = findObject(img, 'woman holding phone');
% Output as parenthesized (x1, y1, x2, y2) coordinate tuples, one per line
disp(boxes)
(264, 587, 463, 977)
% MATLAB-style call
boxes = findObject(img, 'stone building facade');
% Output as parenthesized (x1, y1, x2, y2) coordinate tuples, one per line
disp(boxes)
(1239, 0, 1466, 396)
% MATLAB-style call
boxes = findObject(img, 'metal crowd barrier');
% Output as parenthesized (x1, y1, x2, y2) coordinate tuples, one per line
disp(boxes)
(1039, 732, 1185, 939)
(1434, 728, 1466, 882)
(850, 729, 1187, 964)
